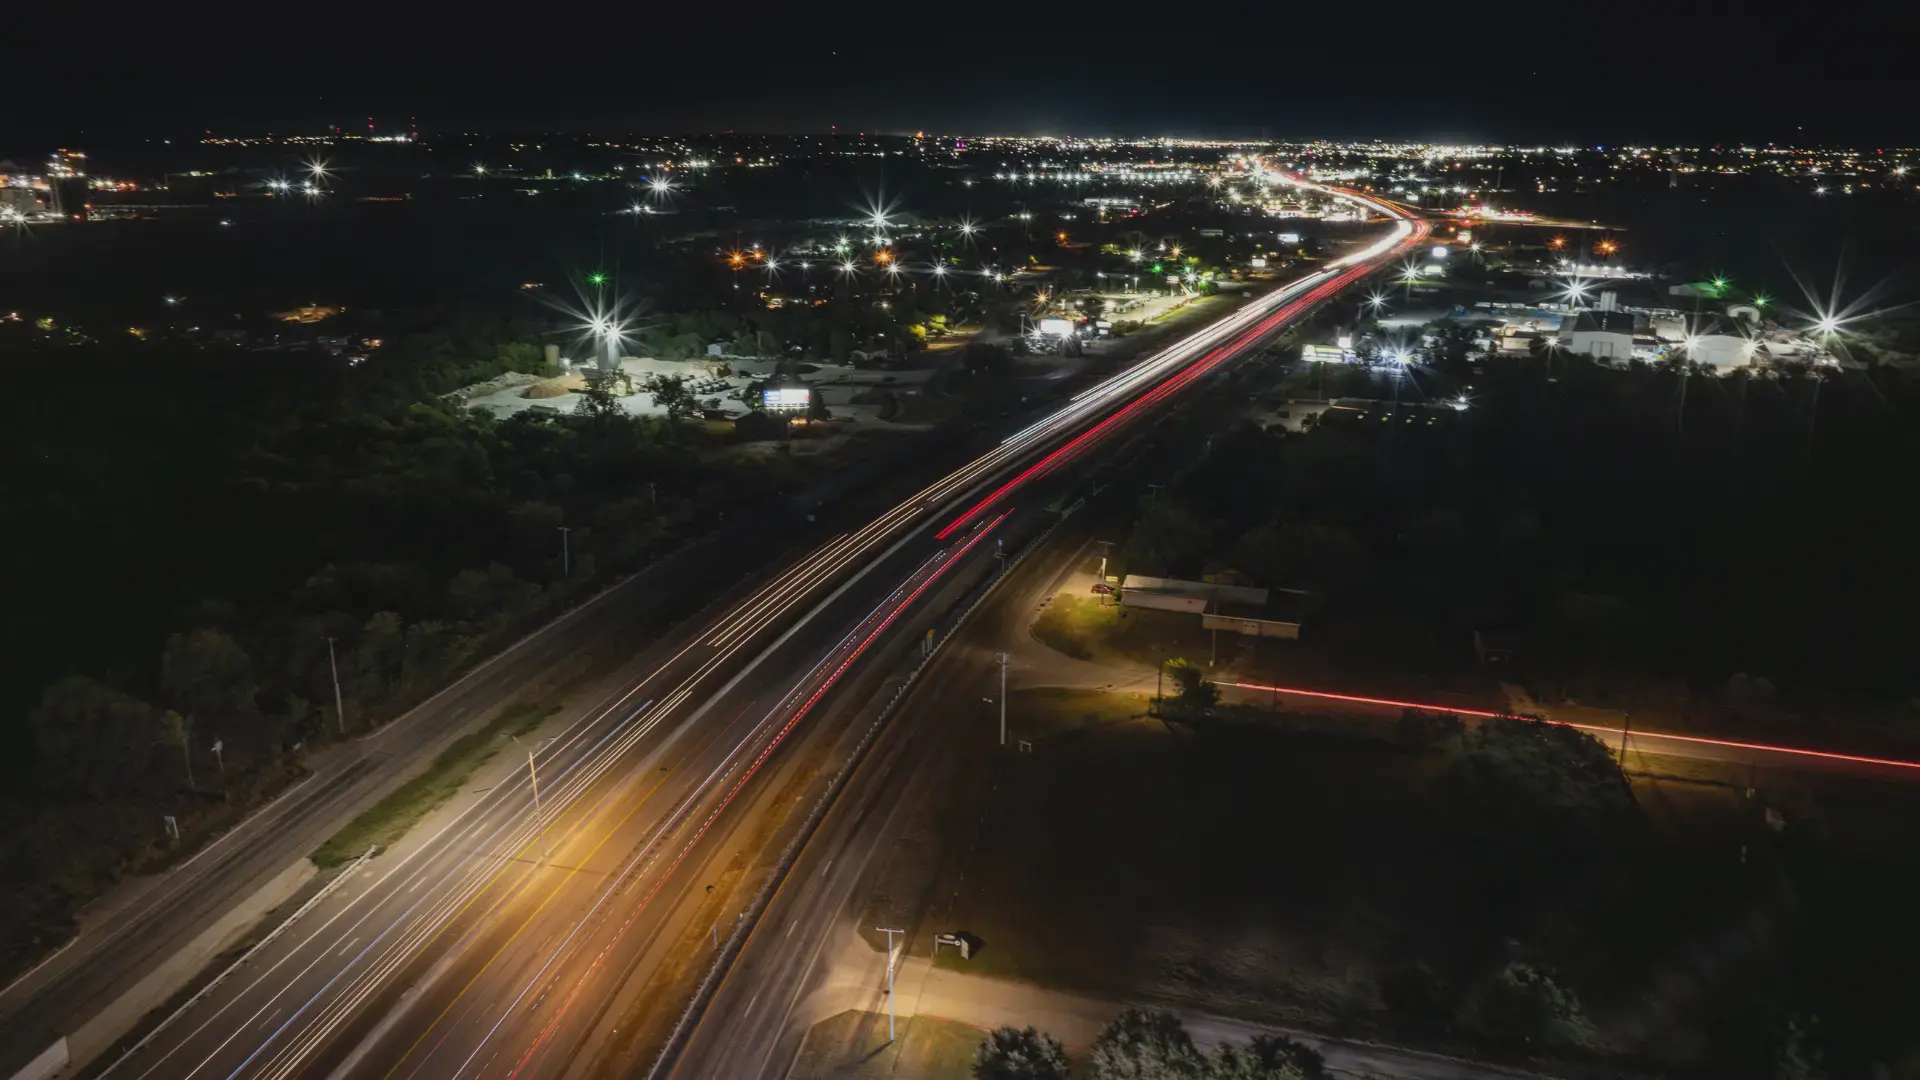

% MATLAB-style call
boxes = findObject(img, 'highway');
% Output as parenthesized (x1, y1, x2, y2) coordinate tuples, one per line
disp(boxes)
(65, 174, 1426, 1080)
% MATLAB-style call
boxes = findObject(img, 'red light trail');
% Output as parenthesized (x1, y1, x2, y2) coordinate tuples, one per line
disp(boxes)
(505, 513, 1012, 1078)
(1223, 681, 1920, 772)
(934, 251, 1413, 540)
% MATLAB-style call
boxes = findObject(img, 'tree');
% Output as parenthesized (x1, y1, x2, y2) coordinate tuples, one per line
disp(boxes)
(160, 628, 257, 731)
(1469, 962, 1593, 1048)
(1773, 1014, 1827, 1080)
(642, 373, 698, 422)
(1120, 496, 1214, 578)
(1163, 658, 1218, 711)
(163, 708, 195, 788)
(28, 676, 164, 798)
(733, 378, 768, 412)
(974, 1026, 1070, 1080)
(1208, 1035, 1326, 1080)
(1228, 523, 1366, 592)
(1446, 716, 1637, 852)
(1089, 1008, 1205, 1080)
(578, 369, 626, 423)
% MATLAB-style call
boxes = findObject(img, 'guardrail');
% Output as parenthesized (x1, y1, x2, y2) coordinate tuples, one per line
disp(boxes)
(92, 845, 380, 1080)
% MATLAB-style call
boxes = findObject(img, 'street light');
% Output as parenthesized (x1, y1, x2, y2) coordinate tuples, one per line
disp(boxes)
(511, 735, 559, 861)
(877, 925, 905, 1042)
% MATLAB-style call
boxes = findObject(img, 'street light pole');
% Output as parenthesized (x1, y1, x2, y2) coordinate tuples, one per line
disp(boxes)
(998, 652, 1008, 746)
(876, 925, 905, 1042)
(512, 735, 553, 861)
(327, 636, 345, 736)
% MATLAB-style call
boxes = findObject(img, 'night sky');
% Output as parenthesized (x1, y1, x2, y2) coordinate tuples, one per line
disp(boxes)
(16, 2, 1917, 149)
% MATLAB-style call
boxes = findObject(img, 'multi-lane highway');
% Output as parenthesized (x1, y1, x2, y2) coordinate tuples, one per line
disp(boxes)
(68, 175, 1426, 1080)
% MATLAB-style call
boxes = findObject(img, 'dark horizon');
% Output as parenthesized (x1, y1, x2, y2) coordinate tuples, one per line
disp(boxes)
(16, 2, 1919, 152)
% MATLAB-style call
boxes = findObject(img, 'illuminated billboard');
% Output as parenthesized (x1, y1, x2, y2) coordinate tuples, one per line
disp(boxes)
(1037, 318, 1073, 337)
(763, 386, 811, 410)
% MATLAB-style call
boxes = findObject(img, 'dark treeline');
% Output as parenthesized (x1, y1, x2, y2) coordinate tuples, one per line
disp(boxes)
(1115, 349, 1920, 1075)
(0, 316, 803, 963)
(1122, 350, 1920, 725)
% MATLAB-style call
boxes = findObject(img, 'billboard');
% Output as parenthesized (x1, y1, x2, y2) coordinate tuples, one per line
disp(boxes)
(763, 386, 810, 410)
(1037, 318, 1073, 337)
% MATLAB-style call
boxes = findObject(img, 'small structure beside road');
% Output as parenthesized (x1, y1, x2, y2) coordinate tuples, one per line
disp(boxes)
(1117, 575, 1308, 640)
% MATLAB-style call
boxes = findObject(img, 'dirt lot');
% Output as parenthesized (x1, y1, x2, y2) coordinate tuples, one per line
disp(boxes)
(850, 679, 1920, 1072)
(789, 1010, 1019, 1080)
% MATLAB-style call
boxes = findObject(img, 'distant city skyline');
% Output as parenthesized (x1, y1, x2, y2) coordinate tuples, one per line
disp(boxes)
(13, 4, 1916, 149)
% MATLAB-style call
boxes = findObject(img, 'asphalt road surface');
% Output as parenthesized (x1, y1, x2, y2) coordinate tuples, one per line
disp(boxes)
(32, 176, 1425, 1080)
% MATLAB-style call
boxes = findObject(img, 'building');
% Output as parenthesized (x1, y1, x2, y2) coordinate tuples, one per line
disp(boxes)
(0, 188, 39, 216)
(1203, 591, 1309, 640)
(1118, 575, 1265, 614)
(1473, 629, 1521, 664)
(1300, 343, 1355, 363)
(1686, 315, 1757, 370)
(47, 149, 87, 221)
(1116, 576, 1307, 640)
(1557, 310, 1637, 360)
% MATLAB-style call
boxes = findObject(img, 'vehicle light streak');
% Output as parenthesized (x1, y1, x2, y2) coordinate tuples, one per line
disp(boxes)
(500, 514, 1010, 1079)
(1224, 682, 1920, 771)
(379, 703, 757, 1080)
(119, 171, 1425, 1080)
(936, 242, 1422, 540)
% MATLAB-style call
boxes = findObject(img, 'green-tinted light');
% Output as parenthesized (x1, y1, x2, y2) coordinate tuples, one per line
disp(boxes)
(1754, 295, 1769, 307)
(588, 272, 607, 286)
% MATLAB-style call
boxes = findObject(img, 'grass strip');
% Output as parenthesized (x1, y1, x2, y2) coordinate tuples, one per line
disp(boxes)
(310, 698, 562, 868)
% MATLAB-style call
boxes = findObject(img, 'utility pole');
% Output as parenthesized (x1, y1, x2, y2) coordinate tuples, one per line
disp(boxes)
(558, 526, 572, 577)
(1094, 539, 1114, 601)
(876, 926, 905, 1042)
(327, 636, 346, 736)
(1617, 712, 1632, 770)
(997, 652, 1008, 746)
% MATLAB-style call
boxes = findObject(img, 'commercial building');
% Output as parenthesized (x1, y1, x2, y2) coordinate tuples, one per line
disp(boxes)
(0, 188, 40, 216)
(1556, 310, 1637, 360)
(1117, 576, 1307, 640)
(1686, 315, 1758, 370)
(1300, 343, 1356, 364)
